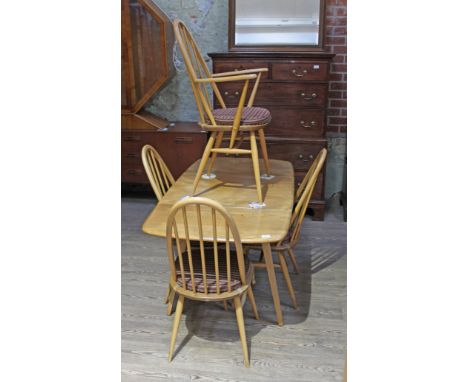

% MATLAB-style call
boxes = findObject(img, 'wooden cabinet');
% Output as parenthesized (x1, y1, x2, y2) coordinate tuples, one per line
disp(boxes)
(209, 52, 334, 220)
(121, 0, 207, 185)
(122, 123, 207, 182)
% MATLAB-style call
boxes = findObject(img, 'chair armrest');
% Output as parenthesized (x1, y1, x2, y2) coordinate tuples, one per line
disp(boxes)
(194, 74, 257, 83)
(211, 67, 268, 78)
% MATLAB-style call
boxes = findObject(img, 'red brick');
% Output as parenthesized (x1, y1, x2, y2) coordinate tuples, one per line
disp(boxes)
(327, 108, 340, 116)
(333, 26, 347, 35)
(326, 16, 347, 26)
(329, 73, 343, 81)
(331, 82, 347, 90)
(327, 0, 347, 5)
(336, 7, 347, 16)
(332, 45, 347, 54)
(329, 117, 347, 124)
(327, 125, 340, 133)
(340, 109, 347, 116)
(332, 63, 347, 72)
(328, 91, 342, 99)
(326, 36, 346, 45)
(332, 54, 345, 63)
(331, 100, 347, 108)
(339, 126, 347, 133)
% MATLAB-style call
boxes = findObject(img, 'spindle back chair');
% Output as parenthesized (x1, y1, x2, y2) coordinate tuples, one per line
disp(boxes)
(287, 148, 328, 249)
(141, 144, 175, 201)
(165, 196, 258, 367)
(250, 148, 327, 309)
(173, 19, 272, 204)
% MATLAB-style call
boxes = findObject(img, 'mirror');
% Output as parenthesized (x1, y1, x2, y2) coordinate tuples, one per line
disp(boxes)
(229, 0, 325, 51)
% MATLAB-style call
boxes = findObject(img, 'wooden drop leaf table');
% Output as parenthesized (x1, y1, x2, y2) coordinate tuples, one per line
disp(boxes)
(142, 157, 294, 325)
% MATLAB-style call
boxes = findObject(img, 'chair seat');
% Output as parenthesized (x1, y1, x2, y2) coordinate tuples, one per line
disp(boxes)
(176, 248, 250, 293)
(212, 107, 271, 126)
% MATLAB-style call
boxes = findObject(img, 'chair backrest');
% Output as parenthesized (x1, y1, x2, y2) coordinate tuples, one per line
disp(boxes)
(286, 148, 328, 247)
(166, 196, 247, 296)
(141, 144, 175, 201)
(173, 19, 226, 126)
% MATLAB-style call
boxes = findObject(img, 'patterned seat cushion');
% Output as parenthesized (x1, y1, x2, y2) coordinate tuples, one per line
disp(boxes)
(176, 247, 249, 293)
(212, 107, 271, 126)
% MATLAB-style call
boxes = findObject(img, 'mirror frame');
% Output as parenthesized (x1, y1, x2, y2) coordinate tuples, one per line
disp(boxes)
(228, 0, 326, 52)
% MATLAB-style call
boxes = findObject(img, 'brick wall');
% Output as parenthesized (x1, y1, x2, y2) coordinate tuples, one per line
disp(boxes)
(324, 0, 347, 134)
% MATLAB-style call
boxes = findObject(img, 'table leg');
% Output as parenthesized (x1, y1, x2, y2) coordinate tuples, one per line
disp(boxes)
(262, 242, 284, 326)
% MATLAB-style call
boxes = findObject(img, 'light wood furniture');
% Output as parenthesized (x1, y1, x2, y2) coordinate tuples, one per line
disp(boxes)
(165, 196, 259, 367)
(209, 51, 333, 219)
(173, 19, 272, 205)
(141, 145, 175, 201)
(122, 122, 207, 183)
(124, 197, 347, 379)
(249, 148, 327, 308)
(143, 157, 295, 326)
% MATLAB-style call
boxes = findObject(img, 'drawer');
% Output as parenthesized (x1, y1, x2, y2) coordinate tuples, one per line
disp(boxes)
(272, 62, 328, 81)
(267, 107, 325, 138)
(122, 131, 149, 143)
(213, 61, 269, 81)
(122, 128, 207, 181)
(264, 139, 327, 172)
(295, 172, 324, 200)
(217, 82, 327, 107)
(122, 165, 148, 183)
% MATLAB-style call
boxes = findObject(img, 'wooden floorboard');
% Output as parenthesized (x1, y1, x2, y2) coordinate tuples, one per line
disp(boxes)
(122, 196, 346, 381)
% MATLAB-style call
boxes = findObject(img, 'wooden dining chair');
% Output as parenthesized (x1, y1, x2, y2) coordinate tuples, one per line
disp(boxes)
(165, 196, 259, 367)
(141, 144, 176, 201)
(141, 144, 177, 308)
(248, 148, 327, 308)
(173, 19, 271, 205)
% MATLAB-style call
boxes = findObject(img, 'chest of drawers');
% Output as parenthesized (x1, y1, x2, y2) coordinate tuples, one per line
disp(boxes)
(209, 52, 334, 220)
(122, 122, 207, 183)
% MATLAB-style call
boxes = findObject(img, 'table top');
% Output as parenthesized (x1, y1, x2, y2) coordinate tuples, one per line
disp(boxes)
(142, 157, 294, 244)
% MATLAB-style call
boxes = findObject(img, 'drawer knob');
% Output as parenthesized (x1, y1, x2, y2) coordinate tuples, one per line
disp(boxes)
(292, 69, 307, 77)
(298, 154, 304, 159)
(225, 91, 239, 97)
(309, 154, 314, 159)
(300, 120, 317, 128)
(300, 92, 318, 101)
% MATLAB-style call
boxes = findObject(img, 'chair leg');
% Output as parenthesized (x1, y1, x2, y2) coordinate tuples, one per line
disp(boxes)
(257, 128, 271, 175)
(168, 295, 185, 362)
(223, 300, 228, 311)
(233, 296, 250, 367)
(249, 131, 263, 204)
(166, 288, 176, 315)
(192, 132, 216, 195)
(206, 131, 224, 176)
(287, 248, 300, 274)
(278, 251, 298, 309)
(164, 285, 171, 304)
(247, 287, 260, 320)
